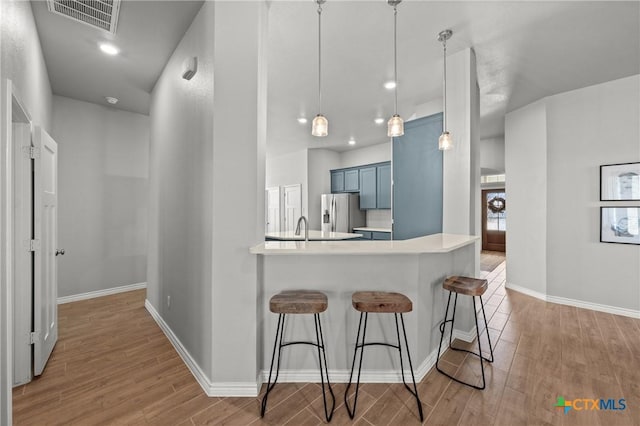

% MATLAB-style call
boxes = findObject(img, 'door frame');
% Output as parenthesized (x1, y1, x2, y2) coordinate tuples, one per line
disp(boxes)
(1, 79, 33, 425)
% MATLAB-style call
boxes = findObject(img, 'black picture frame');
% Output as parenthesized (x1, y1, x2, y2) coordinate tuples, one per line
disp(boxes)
(600, 206, 640, 245)
(600, 162, 640, 201)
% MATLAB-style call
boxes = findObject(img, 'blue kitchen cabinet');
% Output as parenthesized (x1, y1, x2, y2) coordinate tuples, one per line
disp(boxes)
(372, 231, 391, 240)
(331, 170, 344, 193)
(393, 113, 443, 240)
(376, 163, 391, 209)
(359, 167, 377, 209)
(344, 169, 359, 192)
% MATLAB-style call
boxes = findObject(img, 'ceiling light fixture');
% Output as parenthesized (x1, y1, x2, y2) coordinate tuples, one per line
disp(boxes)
(348, 138, 356, 145)
(311, 0, 328, 137)
(437, 29, 453, 150)
(387, 0, 403, 138)
(384, 81, 396, 90)
(374, 118, 385, 125)
(99, 43, 119, 56)
(298, 117, 308, 124)
(105, 96, 118, 105)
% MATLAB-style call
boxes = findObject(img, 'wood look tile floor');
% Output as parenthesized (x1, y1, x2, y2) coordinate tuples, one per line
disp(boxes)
(13, 261, 640, 425)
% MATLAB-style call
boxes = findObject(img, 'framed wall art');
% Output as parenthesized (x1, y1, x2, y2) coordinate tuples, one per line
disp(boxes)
(600, 162, 640, 201)
(600, 207, 640, 245)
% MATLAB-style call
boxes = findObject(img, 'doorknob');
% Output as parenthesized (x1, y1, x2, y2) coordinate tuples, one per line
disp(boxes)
(55, 249, 65, 256)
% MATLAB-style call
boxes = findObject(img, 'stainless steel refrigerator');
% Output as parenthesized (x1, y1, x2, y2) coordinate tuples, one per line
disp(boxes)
(321, 194, 366, 233)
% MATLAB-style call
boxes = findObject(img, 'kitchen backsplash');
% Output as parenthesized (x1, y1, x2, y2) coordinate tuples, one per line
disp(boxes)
(366, 209, 392, 229)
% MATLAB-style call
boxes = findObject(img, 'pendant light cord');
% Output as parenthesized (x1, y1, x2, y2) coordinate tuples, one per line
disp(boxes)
(393, 6, 398, 115)
(317, 2, 323, 114)
(442, 37, 447, 131)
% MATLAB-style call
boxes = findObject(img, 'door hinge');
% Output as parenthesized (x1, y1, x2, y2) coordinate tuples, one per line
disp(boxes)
(29, 147, 40, 159)
(30, 332, 39, 345)
(29, 239, 40, 251)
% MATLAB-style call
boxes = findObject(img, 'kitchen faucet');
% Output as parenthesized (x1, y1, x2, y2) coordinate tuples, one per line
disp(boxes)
(295, 216, 309, 241)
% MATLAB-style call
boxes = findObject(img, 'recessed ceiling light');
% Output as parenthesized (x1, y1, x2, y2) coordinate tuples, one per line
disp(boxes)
(297, 117, 308, 124)
(105, 96, 118, 105)
(99, 43, 120, 55)
(384, 80, 396, 90)
(374, 118, 385, 125)
(348, 139, 356, 146)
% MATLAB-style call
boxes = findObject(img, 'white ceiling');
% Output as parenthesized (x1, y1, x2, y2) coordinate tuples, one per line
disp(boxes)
(31, 0, 203, 115)
(32, 1, 639, 155)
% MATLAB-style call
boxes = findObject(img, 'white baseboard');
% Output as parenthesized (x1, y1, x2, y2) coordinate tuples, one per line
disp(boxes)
(144, 300, 260, 397)
(57, 282, 147, 304)
(506, 282, 640, 319)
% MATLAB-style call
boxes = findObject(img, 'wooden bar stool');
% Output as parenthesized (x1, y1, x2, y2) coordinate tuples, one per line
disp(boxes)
(344, 291, 424, 422)
(261, 290, 335, 422)
(436, 276, 495, 390)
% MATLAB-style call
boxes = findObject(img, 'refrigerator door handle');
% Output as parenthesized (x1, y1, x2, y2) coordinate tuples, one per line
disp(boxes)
(331, 197, 336, 232)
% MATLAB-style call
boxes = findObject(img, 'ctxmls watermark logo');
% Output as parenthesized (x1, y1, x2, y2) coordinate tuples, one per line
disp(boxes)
(555, 396, 626, 414)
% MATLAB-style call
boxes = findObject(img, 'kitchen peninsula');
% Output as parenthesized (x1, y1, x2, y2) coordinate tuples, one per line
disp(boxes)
(251, 233, 479, 381)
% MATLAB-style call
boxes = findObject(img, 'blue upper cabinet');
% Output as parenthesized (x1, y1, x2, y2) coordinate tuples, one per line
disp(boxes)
(331, 170, 344, 193)
(393, 113, 443, 240)
(331, 162, 391, 209)
(376, 163, 391, 209)
(344, 169, 359, 192)
(359, 167, 377, 209)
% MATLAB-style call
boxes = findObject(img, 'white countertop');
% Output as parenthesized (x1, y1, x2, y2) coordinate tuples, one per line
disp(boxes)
(266, 230, 363, 241)
(251, 233, 479, 255)
(352, 227, 392, 233)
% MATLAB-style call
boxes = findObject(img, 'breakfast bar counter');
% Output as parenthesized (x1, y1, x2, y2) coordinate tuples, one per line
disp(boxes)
(251, 233, 480, 383)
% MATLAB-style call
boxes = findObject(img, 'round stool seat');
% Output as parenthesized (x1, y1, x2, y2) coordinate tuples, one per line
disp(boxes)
(351, 291, 412, 313)
(270, 290, 328, 314)
(443, 276, 488, 296)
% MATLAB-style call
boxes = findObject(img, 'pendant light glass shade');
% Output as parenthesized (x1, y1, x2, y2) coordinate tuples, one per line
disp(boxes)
(387, 114, 404, 137)
(387, 1, 403, 138)
(438, 29, 453, 151)
(312, 114, 328, 137)
(312, 0, 327, 137)
(438, 131, 453, 150)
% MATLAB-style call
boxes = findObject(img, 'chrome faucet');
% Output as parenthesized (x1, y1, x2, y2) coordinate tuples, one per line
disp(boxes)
(295, 216, 309, 241)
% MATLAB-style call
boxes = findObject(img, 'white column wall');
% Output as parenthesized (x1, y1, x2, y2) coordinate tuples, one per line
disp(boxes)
(504, 100, 548, 295)
(210, 1, 266, 386)
(441, 48, 481, 275)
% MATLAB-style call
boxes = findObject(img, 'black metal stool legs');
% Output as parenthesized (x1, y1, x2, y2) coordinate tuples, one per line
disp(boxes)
(313, 313, 336, 422)
(345, 313, 424, 422)
(261, 313, 285, 417)
(261, 313, 336, 421)
(436, 292, 495, 390)
(395, 313, 424, 422)
(344, 312, 367, 419)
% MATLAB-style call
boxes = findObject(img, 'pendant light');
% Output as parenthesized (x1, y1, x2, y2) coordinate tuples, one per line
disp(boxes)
(437, 29, 453, 150)
(311, 0, 328, 137)
(387, 0, 403, 137)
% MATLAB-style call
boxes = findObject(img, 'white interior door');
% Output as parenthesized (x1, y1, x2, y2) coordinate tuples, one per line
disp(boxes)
(12, 122, 32, 386)
(282, 184, 301, 232)
(265, 187, 280, 234)
(33, 126, 58, 376)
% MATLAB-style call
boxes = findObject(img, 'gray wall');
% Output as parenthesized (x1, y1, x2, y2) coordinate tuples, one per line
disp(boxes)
(147, 1, 267, 388)
(480, 136, 505, 175)
(52, 95, 149, 298)
(505, 100, 548, 295)
(506, 75, 640, 312)
(148, 1, 215, 380)
(545, 75, 640, 310)
(0, 1, 53, 423)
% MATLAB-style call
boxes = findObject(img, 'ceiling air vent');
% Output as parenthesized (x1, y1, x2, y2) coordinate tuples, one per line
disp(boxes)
(46, 0, 121, 34)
